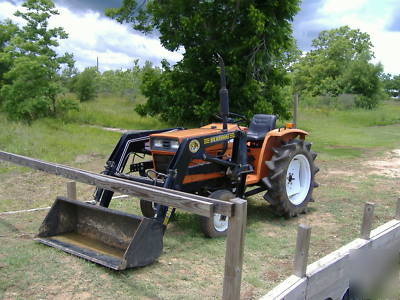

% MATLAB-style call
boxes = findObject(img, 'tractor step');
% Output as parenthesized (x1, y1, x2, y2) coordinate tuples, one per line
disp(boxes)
(35, 197, 164, 270)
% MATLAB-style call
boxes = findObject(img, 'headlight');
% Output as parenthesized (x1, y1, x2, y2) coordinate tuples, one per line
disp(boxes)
(151, 138, 180, 151)
(170, 140, 179, 150)
(153, 139, 163, 148)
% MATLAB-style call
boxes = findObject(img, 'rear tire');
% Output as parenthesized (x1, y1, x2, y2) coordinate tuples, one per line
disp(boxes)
(199, 190, 234, 238)
(140, 199, 156, 218)
(264, 139, 319, 217)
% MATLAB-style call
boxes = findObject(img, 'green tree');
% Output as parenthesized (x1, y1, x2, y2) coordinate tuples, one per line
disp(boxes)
(381, 73, 400, 98)
(0, 20, 19, 88)
(98, 60, 142, 100)
(0, 0, 74, 121)
(72, 67, 99, 101)
(293, 26, 383, 108)
(107, 0, 300, 125)
(60, 65, 79, 92)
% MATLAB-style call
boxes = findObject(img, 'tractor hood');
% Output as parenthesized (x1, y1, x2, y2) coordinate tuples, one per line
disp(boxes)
(150, 123, 243, 142)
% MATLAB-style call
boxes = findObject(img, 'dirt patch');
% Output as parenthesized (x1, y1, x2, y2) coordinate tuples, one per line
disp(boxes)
(364, 149, 400, 178)
(74, 153, 103, 164)
(325, 169, 356, 177)
(83, 124, 128, 133)
(299, 212, 336, 228)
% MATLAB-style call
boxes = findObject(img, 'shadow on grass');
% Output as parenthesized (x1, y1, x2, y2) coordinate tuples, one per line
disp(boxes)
(168, 196, 305, 235)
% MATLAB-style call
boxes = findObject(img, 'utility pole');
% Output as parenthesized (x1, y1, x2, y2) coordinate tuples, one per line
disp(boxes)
(293, 93, 299, 127)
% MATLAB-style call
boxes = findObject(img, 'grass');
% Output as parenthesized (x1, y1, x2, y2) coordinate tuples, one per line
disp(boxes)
(63, 94, 164, 130)
(0, 96, 400, 299)
(298, 101, 400, 160)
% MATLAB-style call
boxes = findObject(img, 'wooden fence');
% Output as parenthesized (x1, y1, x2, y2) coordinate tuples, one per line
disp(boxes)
(0, 150, 247, 300)
(261, 200, 400, 300)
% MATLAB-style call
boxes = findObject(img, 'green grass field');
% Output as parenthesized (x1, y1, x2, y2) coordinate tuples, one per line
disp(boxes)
(0, 96, 399, 299)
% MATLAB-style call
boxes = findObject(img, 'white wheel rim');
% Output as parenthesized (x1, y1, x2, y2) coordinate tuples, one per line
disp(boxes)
(286, 154, 311, 205)
(213, 213, 229, 232)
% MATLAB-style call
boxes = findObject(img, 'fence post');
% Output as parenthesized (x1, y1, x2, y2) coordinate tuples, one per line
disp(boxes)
(360, 202, 375, 239)
(222, 198, 247, 300)
(293, 93, 299, 127)
(396, 198, 400, 220)
(293, 224, 312, 278)
(67, 181, 77, 200)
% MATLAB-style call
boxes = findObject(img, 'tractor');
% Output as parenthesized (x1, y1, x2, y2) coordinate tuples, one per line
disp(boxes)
(94, 56, 319, 238)
(34, 56, 318, 269)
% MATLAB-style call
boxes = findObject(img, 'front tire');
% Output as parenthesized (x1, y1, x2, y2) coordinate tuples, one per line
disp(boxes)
(199, 190, 234, 238)
(264, 139, 319, 217)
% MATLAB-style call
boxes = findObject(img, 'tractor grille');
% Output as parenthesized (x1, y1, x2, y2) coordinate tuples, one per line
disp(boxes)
(153, 155, 173, 174)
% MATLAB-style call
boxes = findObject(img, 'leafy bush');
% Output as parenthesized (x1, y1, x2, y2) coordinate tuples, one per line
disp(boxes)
(71, 67, 99, 102)
(300, 93, 360, 110)
(293, 26, 383, 109)
(0, 0, 74, 122)
(98, 60, 143, 101)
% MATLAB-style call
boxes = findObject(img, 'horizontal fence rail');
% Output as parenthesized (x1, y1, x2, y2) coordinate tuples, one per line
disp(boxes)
(0, 150, 247, 299)
(0, 150, 234, 217)
(262, 201, 400, 300)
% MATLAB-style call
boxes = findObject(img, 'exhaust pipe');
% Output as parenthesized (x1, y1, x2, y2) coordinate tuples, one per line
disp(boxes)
(217, 54, 229, 131)
(35, 197, 163, 270)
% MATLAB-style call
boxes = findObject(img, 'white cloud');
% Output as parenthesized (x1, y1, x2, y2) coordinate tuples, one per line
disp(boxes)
(0, 2, 21, 22)
(1, 0, 399, 74)
(299, 0, 400, 75)
(52, 7, 183, 71)
(0, 1, 183, 71)
(321, 0, 368, 14)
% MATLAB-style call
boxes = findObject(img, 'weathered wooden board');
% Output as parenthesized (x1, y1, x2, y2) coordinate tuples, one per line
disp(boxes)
(260, 275, 307, 300)
(305, 238, 369, 300)
(0, 150, 234, 217)
(261, 220, 400, 300)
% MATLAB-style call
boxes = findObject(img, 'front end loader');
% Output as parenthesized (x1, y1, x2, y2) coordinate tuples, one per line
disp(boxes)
(36, 56, 318, 269)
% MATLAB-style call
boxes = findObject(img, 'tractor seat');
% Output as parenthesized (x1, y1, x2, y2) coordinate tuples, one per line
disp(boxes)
(246, 114, 277, 141)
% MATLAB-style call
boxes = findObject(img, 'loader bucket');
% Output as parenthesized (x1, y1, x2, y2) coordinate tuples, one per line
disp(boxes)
(35, 197, 164, 270)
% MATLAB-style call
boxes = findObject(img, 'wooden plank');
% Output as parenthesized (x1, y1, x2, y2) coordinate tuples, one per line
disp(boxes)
(222, 198, 247, 300)
(66, 181, 77, 200)
(0, 151, 230, 217)
(293, 224, 311, 278)
(360, 202, 375, 239)
(370, 220, 400, 253)
(306, 254, 350, 300)
(305, 237, 371, 300)
(263, 219, 400, 300)
(260, 275, 306, 300)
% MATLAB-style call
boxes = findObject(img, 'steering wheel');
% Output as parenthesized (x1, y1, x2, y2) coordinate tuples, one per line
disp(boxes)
(215, 112, 248, 125)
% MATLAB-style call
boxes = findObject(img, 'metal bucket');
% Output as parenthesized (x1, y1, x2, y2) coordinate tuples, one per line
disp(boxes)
(35, 197, 164, 270)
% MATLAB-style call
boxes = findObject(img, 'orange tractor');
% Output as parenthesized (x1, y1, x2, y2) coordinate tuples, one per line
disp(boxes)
(35, 56, 318, 269)
(94, 56, 319, 238)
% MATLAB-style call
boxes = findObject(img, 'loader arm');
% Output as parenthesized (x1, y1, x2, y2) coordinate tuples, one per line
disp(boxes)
(95, 128, 183, 207)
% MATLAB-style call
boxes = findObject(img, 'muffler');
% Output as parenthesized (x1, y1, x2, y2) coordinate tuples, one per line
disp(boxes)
(35, 197, 164, 270)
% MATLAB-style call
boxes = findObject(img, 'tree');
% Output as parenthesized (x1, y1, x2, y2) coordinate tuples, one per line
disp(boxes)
(60, 65, 79, 92)
(381, 73, 400, 98)
(98, 60, 142, 100)
(71, 67, 99, 101)
(0, 0, 74, 121)
(0, 20, 19, 88)
(107, 0, 301, 125)
(293, 26, 383, 108)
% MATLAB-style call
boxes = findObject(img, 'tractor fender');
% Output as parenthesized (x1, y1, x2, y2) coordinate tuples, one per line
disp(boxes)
(250, 129, 309, 185)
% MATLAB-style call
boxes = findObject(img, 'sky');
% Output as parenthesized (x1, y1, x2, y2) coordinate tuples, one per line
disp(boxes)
(0, 0, 399, 74)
